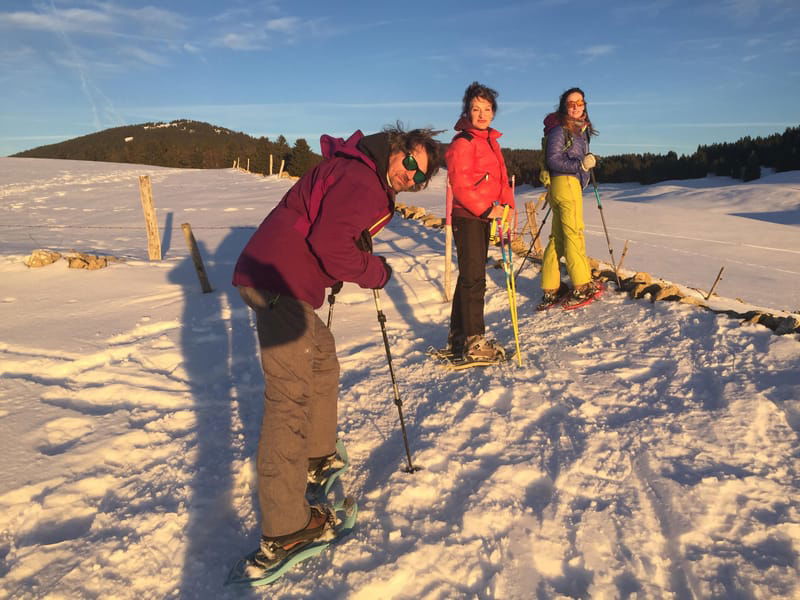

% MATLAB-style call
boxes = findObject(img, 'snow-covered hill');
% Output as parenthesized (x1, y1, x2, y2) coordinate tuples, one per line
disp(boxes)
(1, 158, 798, 598)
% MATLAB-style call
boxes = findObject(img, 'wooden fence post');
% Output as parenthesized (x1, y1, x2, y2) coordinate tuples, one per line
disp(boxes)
(246, 158, 250, 172)
(181, 223, 213, 293)
(444, 181, 454, 302)
(269, 154, 273, 176)
(278, 159, 285, 178)
(618, 240, 630, 270)
(525, 201, 542, 256)
(705, 266, 725, 300)
(138, 175, 161, 261)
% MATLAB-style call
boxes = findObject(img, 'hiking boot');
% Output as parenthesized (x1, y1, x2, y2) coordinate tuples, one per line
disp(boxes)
(446, 332, 465, 358)
(253, 505, 336, 569)
(463, 335, 505, 362)
(562, 280, 604, 310)
(536, 282, 570, 311)
(307, 451, 346, 486)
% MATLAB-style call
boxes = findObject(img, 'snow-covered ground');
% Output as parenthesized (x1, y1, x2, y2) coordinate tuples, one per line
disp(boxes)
(1, 157, 798, 599)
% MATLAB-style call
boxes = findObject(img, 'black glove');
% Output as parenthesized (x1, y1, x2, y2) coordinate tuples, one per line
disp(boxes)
(375, 256, 392, 289)
(355, 229, 373, 253)
(330, 281, 343, 295)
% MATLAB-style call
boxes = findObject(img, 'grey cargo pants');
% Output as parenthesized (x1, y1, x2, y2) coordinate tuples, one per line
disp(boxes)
(238, 286, 339, 537)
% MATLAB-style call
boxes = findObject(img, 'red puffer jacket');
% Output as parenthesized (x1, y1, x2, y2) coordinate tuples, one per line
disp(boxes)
(446, 116, 514, 220)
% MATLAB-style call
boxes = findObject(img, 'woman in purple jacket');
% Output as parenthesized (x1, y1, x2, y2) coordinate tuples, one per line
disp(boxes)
(232, 125, 440, 576)
(538, 87, 603, 311)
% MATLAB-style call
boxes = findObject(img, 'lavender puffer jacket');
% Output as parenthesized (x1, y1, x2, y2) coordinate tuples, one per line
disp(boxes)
(545, 124, 591, 189)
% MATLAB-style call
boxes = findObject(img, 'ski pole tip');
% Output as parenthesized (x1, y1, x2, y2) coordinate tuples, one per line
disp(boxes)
(403, 465, 422, 474)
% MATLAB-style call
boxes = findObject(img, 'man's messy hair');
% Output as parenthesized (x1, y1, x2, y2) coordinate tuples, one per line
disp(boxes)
(385, 122, 444, 190)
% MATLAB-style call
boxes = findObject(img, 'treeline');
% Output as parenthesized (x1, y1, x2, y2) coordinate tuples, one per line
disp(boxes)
(15, 120, 800, 185)
(13, 119, 323, 177)
(498, 125, 800, 187)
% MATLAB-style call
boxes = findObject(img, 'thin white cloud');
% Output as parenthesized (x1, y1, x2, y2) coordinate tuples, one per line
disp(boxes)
(0, 134, 74, 142)
(652, 122, 796, 128)
(578, 45, 616, 60)
(0, 8, 111, 32)
(215, 31, 268, 51)
(90, 2, 187, 29)
(211, 2, 281, 23)
(125, 101, 460, 113)
(593, 142, 683, 148)
(0, 46, 37, 64)
(266, 17, 300, 33)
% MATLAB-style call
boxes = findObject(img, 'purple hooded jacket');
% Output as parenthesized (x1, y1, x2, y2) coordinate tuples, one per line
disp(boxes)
(544, 113, 591, 189)
(232, 131, 394, 309)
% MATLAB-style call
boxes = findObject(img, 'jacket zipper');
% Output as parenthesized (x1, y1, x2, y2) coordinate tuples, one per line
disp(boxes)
(473, 172, 489, 188)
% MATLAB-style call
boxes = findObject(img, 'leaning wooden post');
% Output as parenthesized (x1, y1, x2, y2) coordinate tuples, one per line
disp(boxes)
(705, 266, 725, 300)
(278, 159, 285, 178)
(181, 223, 213, 293)
(617, 240, 630, 270)
(138, 175, 161, 261)
(444, 180, 454, 302)
(525, 201, 542, 255)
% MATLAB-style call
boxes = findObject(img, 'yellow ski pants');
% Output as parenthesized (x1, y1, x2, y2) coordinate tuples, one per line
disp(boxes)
(541, 175, 592, 290)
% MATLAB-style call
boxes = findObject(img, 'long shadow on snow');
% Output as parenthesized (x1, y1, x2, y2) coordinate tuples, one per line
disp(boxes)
(170, 228, 268, 598)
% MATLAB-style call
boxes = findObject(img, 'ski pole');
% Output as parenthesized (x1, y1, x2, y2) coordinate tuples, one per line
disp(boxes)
(498, 207, 522, 366)
(326, 291, 336, 328)
(373, 289, 420, 473)
(589, 170, 622, 289)
(514, 205, 552, 281)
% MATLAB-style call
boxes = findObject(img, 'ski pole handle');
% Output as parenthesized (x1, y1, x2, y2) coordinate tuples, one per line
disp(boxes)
(500, 204, 511, 240)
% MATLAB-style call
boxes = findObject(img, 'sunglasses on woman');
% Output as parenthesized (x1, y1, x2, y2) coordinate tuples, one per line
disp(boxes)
(402, 153, 427, 184)
(566, 100, 586, 109)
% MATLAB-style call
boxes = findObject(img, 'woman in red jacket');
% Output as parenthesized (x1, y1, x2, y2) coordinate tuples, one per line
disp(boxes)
(445, 81, 515, 361)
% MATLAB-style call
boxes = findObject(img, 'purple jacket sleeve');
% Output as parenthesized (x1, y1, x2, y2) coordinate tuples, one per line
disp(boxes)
(306, 164, 390, 289)
(546, 126, 582, 175)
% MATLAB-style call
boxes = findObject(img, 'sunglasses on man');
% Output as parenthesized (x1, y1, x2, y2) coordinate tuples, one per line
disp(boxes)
(402, 153, 427, 184)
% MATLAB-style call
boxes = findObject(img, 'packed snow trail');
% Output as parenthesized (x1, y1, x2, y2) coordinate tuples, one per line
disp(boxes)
(0, 160, 798, 598)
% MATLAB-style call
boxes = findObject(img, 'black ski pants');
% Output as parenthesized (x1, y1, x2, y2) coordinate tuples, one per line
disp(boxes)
(449, 215, 491, 344)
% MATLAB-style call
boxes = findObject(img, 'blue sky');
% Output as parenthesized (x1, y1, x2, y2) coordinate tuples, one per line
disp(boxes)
(1, 0, 798, 158)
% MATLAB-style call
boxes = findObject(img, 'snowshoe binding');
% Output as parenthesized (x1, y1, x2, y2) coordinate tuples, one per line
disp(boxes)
(536, 282, 571, 311)
(226, 498, 357, 587)
(439, 335, 506, 370)
(562, 280, 605, 310)
(307, 438, 349, 496)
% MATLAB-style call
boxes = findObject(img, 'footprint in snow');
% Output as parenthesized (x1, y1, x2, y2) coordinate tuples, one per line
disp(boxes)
(36, 416, 95, 455)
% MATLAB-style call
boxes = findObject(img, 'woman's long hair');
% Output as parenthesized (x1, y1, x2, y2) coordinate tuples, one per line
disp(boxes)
(557, 87, 597, 137)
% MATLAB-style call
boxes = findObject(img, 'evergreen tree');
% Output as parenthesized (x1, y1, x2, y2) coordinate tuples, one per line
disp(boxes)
(286, 138, 321, 177)
(741, 151, 761, 182)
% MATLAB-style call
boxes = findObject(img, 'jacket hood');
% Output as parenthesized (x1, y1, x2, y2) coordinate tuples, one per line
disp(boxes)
(319, 130, 391, 192)
(319, 130, 377, 171)
(453, 116, 503, 140)
(543, 112, 561, 136)
(356, 132, 392, 190)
